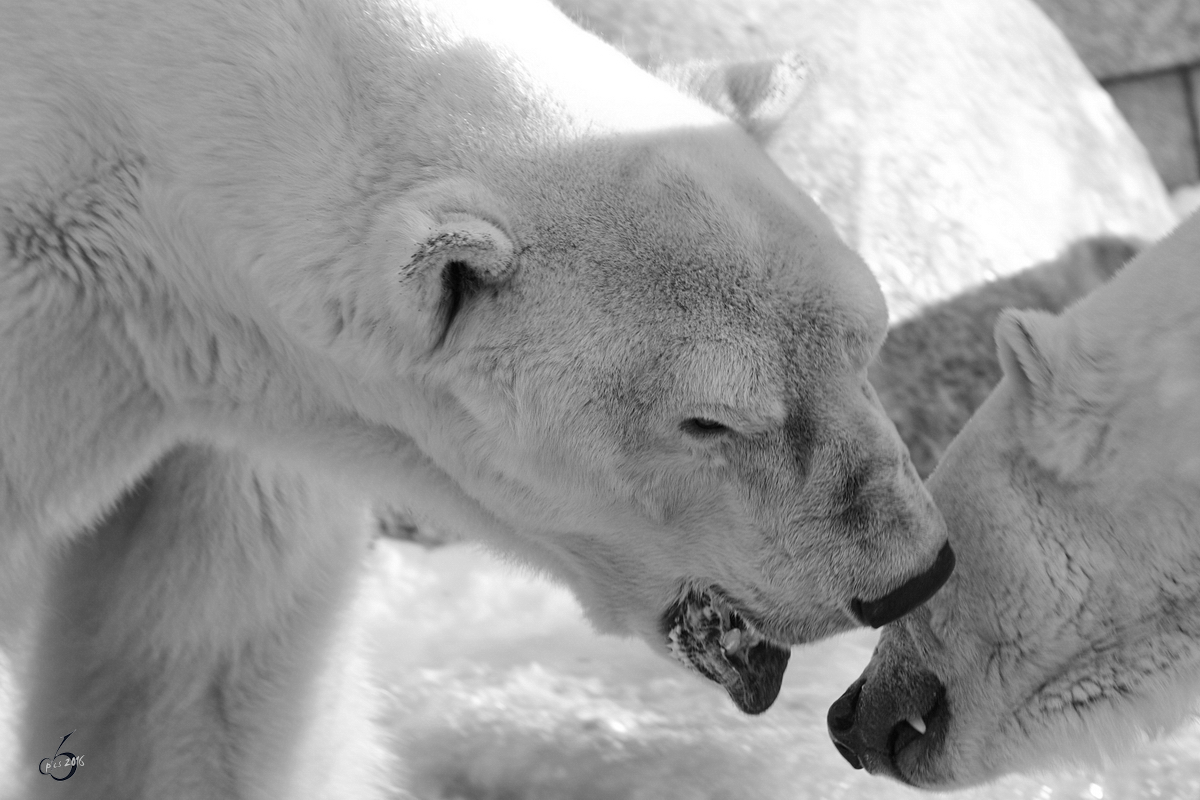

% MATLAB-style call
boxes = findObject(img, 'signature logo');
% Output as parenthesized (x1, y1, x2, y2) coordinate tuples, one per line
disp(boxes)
(38, 731, 83, 782)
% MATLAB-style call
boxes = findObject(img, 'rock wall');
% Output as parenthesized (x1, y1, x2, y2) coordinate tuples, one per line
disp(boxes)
(556, 0, 1175, 320)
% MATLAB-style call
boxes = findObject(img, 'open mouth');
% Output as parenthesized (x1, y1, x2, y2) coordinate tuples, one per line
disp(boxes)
(663, 587, 791, 714)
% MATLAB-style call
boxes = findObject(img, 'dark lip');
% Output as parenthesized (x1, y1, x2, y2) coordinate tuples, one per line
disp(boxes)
(852, 542, 956, 628)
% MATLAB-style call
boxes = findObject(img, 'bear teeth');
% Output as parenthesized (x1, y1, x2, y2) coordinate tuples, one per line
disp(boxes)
(668, 587, 779, 652)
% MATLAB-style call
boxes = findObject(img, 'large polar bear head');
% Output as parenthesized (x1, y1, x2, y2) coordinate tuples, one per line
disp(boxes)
(341, 5, 954, 714)
(1, 0, 950, 713)
(826, 213, 1200, 781)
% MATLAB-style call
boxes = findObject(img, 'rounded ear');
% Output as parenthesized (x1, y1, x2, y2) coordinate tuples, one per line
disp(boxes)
(404, 214, 515, 282)
(369, 198, 516, 353)
(994, 309, 1056, 404)
(654, 52, 809, 144)
(995, 308, 1108, 477)
(381, 205, 515, 285)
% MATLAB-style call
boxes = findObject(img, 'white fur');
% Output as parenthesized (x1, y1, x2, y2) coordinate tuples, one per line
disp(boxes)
(1, 0, 948, 796)
(857, 211, 1200, 788)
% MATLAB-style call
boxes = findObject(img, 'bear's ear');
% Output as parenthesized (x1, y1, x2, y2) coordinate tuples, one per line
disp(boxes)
(995, 309, 1109, 477)
(654, 52, 809, 144)
(410, 215, 515, 350)
(995, 309, 1056, 405)
(371, 199, 516, 353)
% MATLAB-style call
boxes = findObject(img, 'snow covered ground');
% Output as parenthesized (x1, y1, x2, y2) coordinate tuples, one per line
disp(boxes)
(362, 540, 1200, 800)
(0, 540, 1196, 799)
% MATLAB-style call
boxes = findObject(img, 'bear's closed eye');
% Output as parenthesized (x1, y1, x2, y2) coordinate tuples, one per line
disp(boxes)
(681, 417, 734, 438)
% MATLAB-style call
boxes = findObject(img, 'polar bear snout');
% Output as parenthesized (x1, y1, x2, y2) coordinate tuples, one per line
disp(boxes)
(827, 610, 952, 781)
(827, 666, 949, 781)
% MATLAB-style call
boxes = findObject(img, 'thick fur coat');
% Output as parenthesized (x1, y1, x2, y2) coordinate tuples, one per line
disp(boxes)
(0, 0, 948, 796)
(831, 212, 1200, 787)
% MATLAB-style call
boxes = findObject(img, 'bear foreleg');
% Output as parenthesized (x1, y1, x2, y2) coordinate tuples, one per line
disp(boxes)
(16, 445, 395, 799)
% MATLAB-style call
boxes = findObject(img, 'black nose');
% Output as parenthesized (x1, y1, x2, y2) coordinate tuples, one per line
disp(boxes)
(826, 668, 946, 778)
(852, 542, 955, 628)
(827, 679, 865, 769)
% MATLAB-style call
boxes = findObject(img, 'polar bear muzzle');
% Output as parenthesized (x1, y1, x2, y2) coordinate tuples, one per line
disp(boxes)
(663, 587, 791, 714)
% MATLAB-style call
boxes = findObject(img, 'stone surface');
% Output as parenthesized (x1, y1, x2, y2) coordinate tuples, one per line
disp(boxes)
(1106, 71, 1200, 189)
(1193, 63, 1200, 147)
(1032, 0, 1200, 80)
(556, 0, 1176, 321)
(1174, 184, 1200, 220)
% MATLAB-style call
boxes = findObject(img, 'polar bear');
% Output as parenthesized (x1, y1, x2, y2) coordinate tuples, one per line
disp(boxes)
(826, 210, 1200, 787)
(0, 0, 952, 796)
(871, 235, 1140, 478)
(380, 234, 1141, 549)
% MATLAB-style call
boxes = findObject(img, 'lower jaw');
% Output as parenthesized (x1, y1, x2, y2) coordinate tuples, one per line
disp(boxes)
(663, 587, 792, 714)
(717, 639, 791, 714)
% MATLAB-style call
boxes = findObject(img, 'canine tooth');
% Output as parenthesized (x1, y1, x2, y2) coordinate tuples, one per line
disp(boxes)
(907, 714, 926, 735)
(720, 628, 742, 653)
